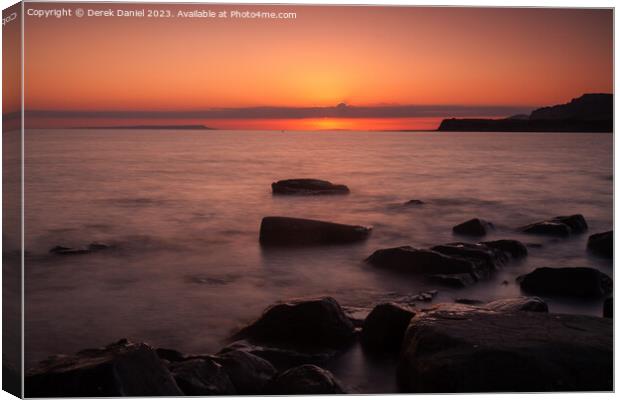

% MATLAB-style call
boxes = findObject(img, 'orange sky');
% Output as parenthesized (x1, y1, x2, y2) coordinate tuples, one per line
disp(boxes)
(21, 4, 613, 130)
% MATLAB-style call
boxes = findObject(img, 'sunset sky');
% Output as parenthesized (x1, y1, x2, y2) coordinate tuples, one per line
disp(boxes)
(19, 4, 613, 130)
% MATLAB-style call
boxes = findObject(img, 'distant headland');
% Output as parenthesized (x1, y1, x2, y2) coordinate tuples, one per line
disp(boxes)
(438, 94, 613, 133)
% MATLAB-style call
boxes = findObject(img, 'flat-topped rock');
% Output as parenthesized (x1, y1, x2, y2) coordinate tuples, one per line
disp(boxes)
(397, 304, 612, 392)
(520, 214, 588, 236)
(271, 179, 349, 195)
(587, 230, 613, 258)
(259, 216, 371, 246)
(366, 246, 474, 275)
(25, 339, 182, 397)
(452, 218, 494, 236)
(232, 297, 355, 352)
(517, 267, 612, 298)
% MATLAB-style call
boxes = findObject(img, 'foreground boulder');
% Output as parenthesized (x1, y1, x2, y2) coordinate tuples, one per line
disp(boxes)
(397, 304, 612, 392)
(603, 297, 613, 318)
(361, 303, 415, 353)
(587, 231, 613, 258)
(517, 267, 612, 298)
(484, 297, 548, 312)
(520, 214, 588, 236)
(259, 216, 371, 246)
(271, 179, 349, 195)
(169, 358, 235, 395)
(215, 350, 276, 394)
(452, 218, 493, 236)
(266, 365, 345, 394)
(232, 297, 355, 352)
(25, 339, 182, 397)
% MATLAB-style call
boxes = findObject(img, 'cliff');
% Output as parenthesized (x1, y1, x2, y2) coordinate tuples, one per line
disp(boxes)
(438, 94, 612, 132)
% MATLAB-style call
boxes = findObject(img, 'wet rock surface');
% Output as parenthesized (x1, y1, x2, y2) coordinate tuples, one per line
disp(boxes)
(517, 267, 612, 298)
(587, 230, 613, 258)
(169, 358, 235, 395)
(266, 364, 346, 394)
(259, 216, 371, 246)
(452, 218, 493, 236)
(232, 297, 355, 352)
(25, 339, 182, 397)
(368, 239, 527, 287)
(214, 350, 277, 395)
(484, 296, 548, 312)
(361, 303, 415, 353)
(520, 214, 588, 236)
(271, 179, 349, 195)
(397, 304, 613, 392)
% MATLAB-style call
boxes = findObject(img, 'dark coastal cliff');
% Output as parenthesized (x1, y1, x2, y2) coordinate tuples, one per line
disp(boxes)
(438, 94, 613, 132)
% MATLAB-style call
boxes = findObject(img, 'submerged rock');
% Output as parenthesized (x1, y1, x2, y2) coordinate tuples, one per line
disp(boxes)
(259, 216, 371, 246)
(517, 267, 612, 298)
(603, 297, 613, 318)
(397, 304, 612, 392)
(484, 296, 548, 312)
(587, 230, 613, 258)
(271, 179, 349, 195)
(169, 358, 235, 395)
(266, 364, 345, 394)
(361, 303, 415, 353)
(452, 218, 493, 236)
(520, 214, 588, 236)
(214, 350, 276, 395)
(232, 297, 355, 352)
(25, 339, 182, 397)
(427, 273, 476, 288)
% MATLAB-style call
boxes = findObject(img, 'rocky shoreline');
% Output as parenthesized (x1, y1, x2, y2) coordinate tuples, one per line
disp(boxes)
(32, 178, 613, 395)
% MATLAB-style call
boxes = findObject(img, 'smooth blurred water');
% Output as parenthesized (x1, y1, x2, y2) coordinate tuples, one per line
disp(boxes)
(22, 129, 612, 391)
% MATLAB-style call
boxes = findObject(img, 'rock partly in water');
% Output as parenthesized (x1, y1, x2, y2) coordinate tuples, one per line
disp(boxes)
(49, 242, 111, 255)
(266, 364, 345, 394)
(232, 297, 355, 352)
(271, 179, 349, 195)
(214, 350, 276, 395)
(397, 304, 612, 392)
(404, 199, 424, 206)
(452, 218, 493, 236)
(361, 303, 415, 353)
(366, 246, 474, 275)
(25, 339, 183, 397)
(603, 297, 613, 318)
(520, 214, 588, 236)
(169, 358, 236, 395)
(517, 267, 612, 298)
(259, 216, 371, 246)
(484, 296, 548, 312)
(368, 240, 527, 288)
(481, 239, 528, 259)
(587, 230, 613, 258)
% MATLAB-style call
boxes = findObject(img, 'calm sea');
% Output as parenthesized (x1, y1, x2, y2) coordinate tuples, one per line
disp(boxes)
(22, 129, 613, 392)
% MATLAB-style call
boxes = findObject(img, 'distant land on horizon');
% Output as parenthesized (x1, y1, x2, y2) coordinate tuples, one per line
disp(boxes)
(75, 124, 216, 131)
(438, 93, 613, 133)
